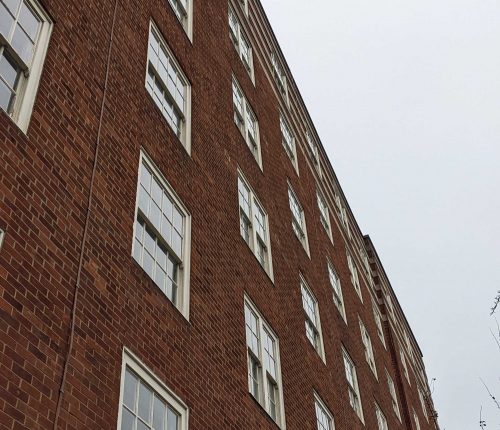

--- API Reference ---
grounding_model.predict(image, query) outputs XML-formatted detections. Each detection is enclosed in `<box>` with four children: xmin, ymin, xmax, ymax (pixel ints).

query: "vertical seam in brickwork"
<box><xmin>52</xmin><ymin>1</ymin><xmax>120</xmax><ymax>428</ymax></box>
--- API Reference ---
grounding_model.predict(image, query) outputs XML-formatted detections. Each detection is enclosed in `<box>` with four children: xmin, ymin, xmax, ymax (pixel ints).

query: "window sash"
<box><xmin>280</xmin><ymin>114</ymin><xmax>296</xmax><ymax>161</ymax></box>
<box><xmin>232</xmin><ymin>78</ymin><xmax>260</xmax><ymax>160</ymax></box>
<box><xmin>228</xmin><ymin>6</ymin><xmax>253</xmax><ymax>75</ymax></box>
<box><xmin>315</xmin><ymin>399</ymin><xmax>333</xmax><ymax>430</ymax></box>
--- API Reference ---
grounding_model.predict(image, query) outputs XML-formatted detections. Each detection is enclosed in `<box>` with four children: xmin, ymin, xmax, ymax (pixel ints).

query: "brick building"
<box><xmin>0</xmin><ymin>0</ymin><xmax>439</xmax><ymax>429</ymax></box>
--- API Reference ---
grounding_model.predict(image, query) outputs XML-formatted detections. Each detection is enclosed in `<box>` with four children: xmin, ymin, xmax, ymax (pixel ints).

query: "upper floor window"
<box><xmin>328</xmin><ymin>261</ymin><xmax>346</xmax><ymax>323</ymax></box>
<box><xmin>306</xmin><ymin>131</ymin><xmax>321</xmax><ymax>174</ymax></box>
<box><xmin>271</xmin><ymin>52</ymin><xmax>288</xmax><ymax>104</ymax></box>
<box><xmin>238</xmin><ymin>172</ymin><xmax>273</xmax><ymax>278</ymax></box>
<box><xmin>239</xmin><ymin>0</ymin><xmax>249</xmax><ymax>15</ymax></box>
<box><xmin>418</xmin><ymin>388</ymin><xmax>429</xmax><ymax>421</ymax></box>
<box><xmin>133</xmin><ymin>151</ymin><xmax>191</xmax><ymax>319</ymax></box>
<box><xmin>413</xmin><ymin>408</ymin><xmax>421</xmax><ymax>430</ymax></box>
<box><xmin>166</xmin><ymin>0</ymin><xmax>193</xmax><ymax>40</ymax></box>
<box><xmin>386</xmin><ymin>370</ymin><xmax>402</xmax><ymax>422</ymax></box>
<box><xmin>359</xmin><ymin>318</ymin><xmax>377</xmax><ymax>378</ymax></box>
<box><xmin>399</xmin><ymin>345</ymin><xmax>410</xmax><ymax>384</ymax></box>
<box><xmin>288</xmin><ymin>184</ymin><xmax>309</xmax><ymax>254</ymax></box>
<box><xmin>375</xmin><ymin>403</ymin><xmax>389</xmax><ymax>430</ymax></box>
<box><xmin>314</xmin><ymin>393</ymin><xmax>334</xmax><ymax>430</ymax></box>
<box><xmin>244</xmin><ymin>297</ymin><xmax>286</xmax><ymax>427</ymax></box>
<box><xmin>0</xmin><ymin>0</ymin><xmax>52</xmax><ymax>132</ymax></box>
<box><xmin>372</xmin><ymin>302</ymin><xmax>386</xmax><ymax>348</ymax></box>
<box><xmin>385</xmin><ymin>293</ymin><xmax>395</xmax><ymax>317</ymax></box>
<box><xmin>300</xmin><ymin>276</ymin><xmax>325</xmax><ymax>360</ymax></box>
<box><xmin>146</xmin><ymin>22</ymin><xmax>191</xmax><ymax>152</ymax></box>
<box><xmin>347</xmin><ymin>252</ymin><xmax>362</xmax><ymax>301</ymax></box>
<box><xmin>118</xmin><ymin>349</ymin><xmax>188</xmax><ymax>430</ymax></box>
<box><xmin>343</xmin><ymin>349</ymin><xmax>364</xmax><ymax>422</ymax></box>
<box><xmin>228</xmin><ymin>5</ymin><xmax>254</xmax><ymax>80</ymax></box>
<box><xmin>232</xmin><ymin>76</ymin><xmax>262</xmax><ymax>167</ymax></box>
<box><xmin>317</xmin><ymin>189</ymin><xmax>332</xmax><ymax>239</ymax></box>
<box><xmin>279</xmin><ymin>113</ymin><xmax>298</xmax><ymax>171</ymax></box>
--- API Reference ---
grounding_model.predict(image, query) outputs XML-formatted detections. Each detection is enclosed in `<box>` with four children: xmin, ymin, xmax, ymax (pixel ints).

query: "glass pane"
<box><xmin>123</xmin><ymin>370</ymin><xmax>138</xmax><ymax>411</ymax></box>
<box><xmin>0</xmin><ymin>79</ymin><xmax>14</xmax><ymax>112</ymax></box>
<box><xmin>18</xmin><ymin>2</ymin><xmax>40</xmax><ymax>41</ymax></box>
<box><xmin>153</xmin><ymin>396</ymin><xmax>166</xmax><ymax>430</ymax></box>
<box><xmin>138</xmin><ymin>186</ymin><xmax>150</xmax><ymax>215</ymax></box>
<box><xmin>4</xmin><ymin>0</ymin><xmax>21</xmax><ymax>14</ymax></box>
<box><xmin>11</xmin><ymin>26</ymin><xmax>34</xmax><ymax>65</ymax></box>
<box><xmin>172</xmin><ymin>207</ymin><xmax>182</xmax><ymax>232</ymax></box>
<box><xmin>0</xmin><ymin>7</ymin><xmax>14</xmax><ymax>39</ymax></box>
<box><xmin>151</xmin><ymin>177</ymin><xmax>162</xmax><ymax>205</ymax></box>
<box><xmin>171</xmin><ymin>231</ymin><xmax>182</xmax><ymax>257</ymax></box>
<box><xmin>121</xmin><ymin>407</ymin><xmax>135</xmax><ymax>430</ymax></box>
<box><xmin>0</xmin><ymin>52</ymin><xmax>21</xmax><ymax>89</ymax></box>
<box><xmin>138</xmin><ymin>383</ymin><xmax>152</xmax><ymax>423</ymax></box>
<box><xmin>137</xmin><ymin>421</ymin><xmax>149</xmax><ymax>430</ymax></box>
<box><xmin>143</xmin><ymin>252</ymin><xmax>154</xmax><ymax>278</ymax></box>
<box><xmin>155</xmin><ymin>267</ymin><xmax>166</xmax><ymax>293</ymax></box>
<box><xmin>161</xmin><ymin>216</ymin><xmax>172</xmax><ymax>243</ymax></box>
<box><xmin>162</xmin><ymin>195</ymin><xmax>173</xmax><ymax>219</ymax></box>
<box><xmin>150</xmin><ymin>202</ymin><xmax>161</xmax><ymax>232</ymax></box>
<box><xmin>166</xmin><ymin>407</ymin><xmax>178</xmax><ymax>430</ymax></box>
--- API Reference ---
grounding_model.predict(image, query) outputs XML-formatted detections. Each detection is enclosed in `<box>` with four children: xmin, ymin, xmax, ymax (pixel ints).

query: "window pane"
<box><xmin>166</xmin><ymin>407</ymin><xmax>178</xmax><ymax>430</ymax></box>
<box><xmin>0</xmin><ymin>52</ymin><xmax>21</xmax><ymax>88</ymax></box>
<box><xmin>121</xmin><ymin>407</ymin><xmax>136</xmax><ymax>430</ymax></box>
<box><xmin>0</xmin><ymin>7</ymin><xmax>14</xmax><ymax>39</ymax></box>
<box><xmin>124</xmin><ymin>369</ymin><xmax>138</xmax><ymax>412</ymax></box>
<box><xmin>0</xmin><ymin>79</ymin><xmax>15</xmax><ymax>113</ymax></box>
<box><xmin>153</xmin><ymin>396</ymin><xmax>166</xmax><ymax>430</ymax></box>
<box><xmin>18</xmin><ymin>2</ymin><xmax>40</xmax><ymax>41</ymax></box>
<box><xmin>11</xmin><ymin>25</ymin><xmax>35</xmax><ymax>64</ymax></box>
<box><xmin>138</xmin><ymin>383</ymin><xmax>153</xmax><ymax>423</ymax></box>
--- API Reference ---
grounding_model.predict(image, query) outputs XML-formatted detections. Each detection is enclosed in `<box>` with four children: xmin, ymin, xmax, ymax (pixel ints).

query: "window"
<box><xmin>239</xmin><ymin>0</ymin><xmax>249</xmax><ymax>15</ymax></box>
<box><xmin>279</xmin><ymin>114</ymin><xmax>298</xmax><ymax>170</ymax></box>
<box><xmin>244</xmin><ymin>297</ymin><xmax>285</xmax><ymax>427</ymax></box>
<box><xmin>314</xmin><ymin>393</ymin><xmax>334</xmax><ymax>430</ymax></box>
<box><xmin>399</xmin><ymin>345</ymin><xmax>410</xmax><ymax>384</ymax></box>
<box><xmin>413</xmin><ymin>409</ymin><xmax>421</xmax><ymax>430</ymax></box>
<box><xmin>306</xmin><ymin>131</ymin><xmax>321</xmax><ymax>172</ymax></box>
<box><xmin>405</xmin><ymin>331</ymin><xmax>416</xmax><ymax>365</ymax></box>
<box><xmin>317</xmin><ymin>190</ymin><xmax>332</xmax><ymax>239</ymax></box>
<box><xmin>118</xmin><ymin>349</ymin><xmax>188</xmax><ymax>430</ymax></box>
<box><xmin>146</xmin><ymin>22</ymin><xmax>191</xmax><ymax>152</ymax></box>
<box><xmin>386</xmin><ymin>370</ymin><xmax>401</xmax><ymax>421</ymax></box>
<box><xmin>133</xmin><ymin>152</ymin><xmax>191</xmax><ymax>318</ymax></box>
<box><xmin>288</xmin><ymin>184</ymin><xmax>309</xmax><ymax>254</ymax></box>
<box><xmin>359</xmin><ymin>318</ymin><xmax>377</xmax><ymax>378</ymax></box>
<box><xmin>0</xmin><ymin>0</ymin><xmax>52</xmax><ymax>132</ymax></box>
<box><xmin>232</xmin><ymin>77</ymin><xmax>262</xmax><ymax>166</ymax></box>
<box><xmin>372</xmin><ymin>303</ymin><xmax>386</xmax><ymax>348</ymax></box>
<box><xmin>228</xmin><ymin>6</ymin><xmax>253</xmax><ymax>79</ymax></box>
<box><xmin>166</xmin><ymin>0</ymin><xmax>193</xmax><ymax>40</ymax></box>
<box><xmin>328</xmin><ymin>261</ymin><xmax>346</xmax><ymax>323</ymax></box>
<box><xmin>238</xmin><ymin>172</ymin><xmax>273</xmax><ymax>277</ymax></box>
<box><xmin>343</xmin><ymin>349</ymin><xmax>363</xmax><ymax>422</ymax></box>
<box><xmin>271</xmin><ymin>52</ymin><xmax>288</xmax><ymax>104</ymax></box>
<box><xmin>375</xmin><ymin>403</ymin><xmax>389</xmax><ymax>430</ymax></box>
<box><xmin>418</xmin><ymin>388</ymin><xmax>429</xmax><ymax>421</ymax></box>
<box><xmin>347</xmin><ymin>253</ymin><xmax>362</xmax><ymax>301</ymax></box>
<box><xmin>300</xmin><ymin>277</ymin><xmax>324</xmax><ymax>360</ymax></box>
<box><xmin>385</xmin><ymin>293</ymin><xmax>394</xmax><ymax>317</ymax></box>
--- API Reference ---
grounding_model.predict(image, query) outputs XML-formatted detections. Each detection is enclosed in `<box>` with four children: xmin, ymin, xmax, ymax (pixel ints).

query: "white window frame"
<box><xmin>372</xmin><ymin>302</ymin><xmax>386</xmax><ymax>348</ymax></box>
<box><xmin>317</xmin><ymin>189</ymin><xmax>332</xmax><ymax>240</ymax></box>
<box><xmin>232</xmin><ymin>76</ymin><xmax>262</xmax><ymax>168</ymax></box>
<box><xmin>300</xmin><ymin>275</ymin><xmax>325</xmax><ymax>362</ymax></box>
<box><xmin>375</xmin><ymin>403</ymin><xmax>389</xmax><ymax>430</ymax></box>
<box><xmin>166</xmin><ymin>0</ymin><xmax>193</xmax><ymax>41</ymax></box>
<box><xmin>145</xmin><ymin>21</ymin><xmax>192</xmax><ymax>154</ymax></box>
<box><xmin>306</xmin><ymin>131</ymin><xmax>321</xmax><ymax>176</ymax></box>
<box><xmin>0</xmin><ymin>0</ymin><xmax>52</xmax><ymax>133</ymax></box>
<box><xmin>239</xmin><ymin>0</ymin><xmax>249</xmax><ymax>16</ymax></box>
<box><xmin>288</xmin><ymin>183</ymin><xmax>310</xmax><ymax>255</ymax></box>
<box><xmin>132</xmin><ymin>150</ymin><xmax>192</xmax><ymax>320</ymax></box>
<box><xmin>342</xmin><ymin>348</ymin><xmax>364</xmax><ymax>423</ymax></box>
<box><xmin>271</xmin><ymin>52</ymin><xmax>289</xmax><ymax>105</ymax></box>
<box><xmin>117</xmin><ymin>348</ymin><xmax>189</xmax><ymax>430</ymax></box>
<box><xmin>244</xmin><ymin>296</ymin><xmax>286</xmax><ymax>428</ymax></box>
<box><xmin>386</xmin><ymin>370</ymin><xmax>402</xmax><ymax>422</ymax></box>
<box><xmin>347</xmin><ymin>252</ymin><xmax>362</xmax><ymax>301</ymax></box>
<box><xmin>279</xmin><ymin>113</ymin><xmax>298</xmax><ymax>172</ymax></box>
<box><xmin>314</xmin><ymin>392</ymin><xmax>335</xmax><ymax>430</ymax></box>
<box><xmin>327</xmin><ymin>261</ymin><xmax>346</xmax><ymax>323</ymax></box>
<box><xmin>228</xmin><ymin>5</ymin><xmax>254</xmax><ymax>82</ymax></box>
<box><xmin>237</xmin><ymin>170</ymin><xmax>274</xmax><ymax>280</ymax></box>
<box><xmin>418</xmin><ymin>388</ymin><xmax>429</xmax><ymax>422</ymax></box>
<box><xmin>0</xmin><ymin>228</ymin><xmax>5</xmax><ymax>250</ymax></box>
<box><xmin>399</xmin><ymin>345</ymin><xmax>411</xmax><ymax>385</ymax></box>
<box><xmin>359</xmin><ymin>317</ymin><xmax>377</xmax><ymax>378</ymax></box>
<box><xmin>413</xmin><ymin>408</ymin><xmax>421</xmax><ymax>430</ymax></box>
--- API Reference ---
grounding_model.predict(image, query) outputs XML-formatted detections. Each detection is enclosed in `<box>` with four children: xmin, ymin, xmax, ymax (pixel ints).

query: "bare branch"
<box><xmin>480</xmin><ymin>378</ymin><xmax>500</xmax><ymax>410</ymax></box>
<box><xmin>491</xmin><ymin>290</ymin><xmax>500</xmax><ymax>315</ymax></box>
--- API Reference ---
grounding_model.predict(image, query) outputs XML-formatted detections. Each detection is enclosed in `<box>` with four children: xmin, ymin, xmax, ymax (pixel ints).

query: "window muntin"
<box><xmin>228</xmin><ymin>6</ymin><xmax>253</xmax><ymax>79</ymax></box>
<box><xmin>300</xmin><ymin>277</ymin><xmax>324</xmax><ymax>359</ymax></box>
<box><xmin>244</xmin><ymin>298</ymin><xmax>285</xmax><ymax>427</ymax></box>
<box><xmin>413</xmin><ymin>409</ymin><xmax>421</xmax><ymax>430</ymax></box>
<box><xmin>238</xmin><ymin>173</ymin><xmax>273</xmax><ymax>277</ymax></box>
<box><xmin>314</xmin><ymin>394</ymin><xmax>334</xmax><ymax>430</ymax></box>
<box><xmin>386</xmin><ymin>371</ymin><xmax>401</xmax><ymax>421</ymax></box>
<box><xmin>279</xmin><ymin>114</ymin><xmax>297</xmax><ymax>169</ymax></box>
<box><xmin>418</xmin><ymin>388</ymin><xmax>428</xmax><ymax>421</ymax></box>
<box><xmin>118</xmin><ymin>350</ymin><xmax>188</xmax><ymax>430</ymax></box>
<box><xmin>232</xmin><ymin>77</ymin><xmax>261</xmax><ymax>166</ymax></box>
<box><xmin>343</xmin><ymin>349</ymin><xmax>363</xmax><ymax>421</ymax></box>
<box><xmin>359</xmin><ymin>318</ymin><xmax>377</xmax><ymax>378</ymax></box>
<box><xmin>347</xmin><ymin>253</ymin><xmax>362</xmax><ymax>301</ymax></box>
<box><xmin>288</xmin><ymin>184</ymin><xmax>309</xmax><ymax>253</ymax></box>
<box><xmin>399</xmin><ymin>345</ymin><xmax>410</xmax><ymax>384</ymax></box>
<box><xmin>317</xmin><ymin>190</ymin><xmax>331</xmax><ymax>237</ymax></box>
<box><xmin>133</xmin><ymin>153</ymin><xmax>191</xmax><ymax>318</ymax></box>
<box><xmin>375</xmin><ymin>403</ymin><xmax>389</xmax><ymax>430</ymax></box>
<box><xmin>146</xmin><ymin>23</ymin><xmax>191</xmax><ymax>150</ymax></box>
<box><xmin>271</xmin><ymin>52</ymin><xmax>288</xmax><ymax>103</ymax></box>
<box><xmin>166</xmin><ymin>0</ymin><xmax>192</xmax><ymax>39</ymax></box>
<box><xmin>372</xmin><ymin>303</ymin><xmax>386</xmax><ymax>348</ymax></box>
<box><xmin>328</xmin><ymin>262</ymin><xmax>346</xmax><ymax>322</ymax></box>
<box><xmin>0</xmin><ymin>0</ymin><xmax>51</xmax><ymax>131</ymax></box>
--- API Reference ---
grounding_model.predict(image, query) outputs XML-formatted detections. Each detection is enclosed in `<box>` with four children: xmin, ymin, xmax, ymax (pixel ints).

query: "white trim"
<box><xmin>313</xmin><ymin>391</ymin><xmax>335</xmax><ymax>430</ymax></box>
<box><xmin>228</xmin><ymin>4</ymin><xmax>255</xmax><ymax>84</ymax></box>
<box><xmin>300</xmin><ymin>274</ymin><xmax>325</xmax><ymax>363</ymax></box>
<box><xmin>287</xmin><ymin>182</ymin><xmax>310</xmax><ymax>257</ymax></box>
<box><xmin>342</xmin><ymin>347</ymin><xmax>364</xmax><ymax>424</ymax></box>
<box><xmin>386</xmin><ymin>368</ymin><xmax>402</xmax><ymax>422</ymax></box>
<box><xmin>0</xmin><ymin>228</ymin><xmax>5</xmax><ymax>250</ymax></box>
<box><xmin>317</xmin><ymin>188</ymin><xmax>333</xmax><ymax>242</ymax></box>
<box><xmin>358</xmin><ymin>316</ymin><xmax>378</xmax><ymax>379</ymax></box>
<box><xmin>279</xmin><ymin>112</ymin><xmax>299</xmax><ymax>174</ymax></box>
<box><xmin>327</xmin><ymin>260</ymin><xmax>347</xmax><ymax>324</ymax></box>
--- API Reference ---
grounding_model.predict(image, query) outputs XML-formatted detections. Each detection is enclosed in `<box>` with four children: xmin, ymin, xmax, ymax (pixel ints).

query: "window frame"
<box><xmin>375</xmin><ymin>402</ymin><xmax>389</xmax><ymax>430</ymax></box>
<box><xmin>287</xmin><ymin>183</ymin><xmax>310</xmax><ymax>255</ymax></box>
<box><xmin>342</xmin><ymin>348</ymin><xmax>364</xmax><ymax>423</ymax></box>
<box><xmin>228</xmin><ymin>4</ymin><xmax>254</xmax><ymax>82</ymax></box>
<box><xmin>347</xmin><ymin>252</ymin><xmax>363</xmax><ymax>301</ymax></box>
<box><xmin>327</xmin><ymin>260</ymin><xmax>346</xmax><ymax>323</ymax></box>
<box><xmin>418</xmin><ymin>387</ymin><xmax>429</xmax><ymax>422</ymax></box>
<box><xmin>166</xmin><ymin>0</ymin><xmax>193</xmax><ymax>41</ymax></box>
<box><xmin>306</xmin><ymin>131</ymin><xmax>321</xmax><ymax>176</ymax></box>
<box><xmin>359</xmin><ymin>317</ymin><xmax>377</xmax><ymax>378</ymax></box>
<box><xmin>300</xmin><ymin>275</ymin><xmax>325</xmax><ymax>362</ymax></box>
<box><xmin>413</xmin><ymin>408</ymin><xmax>421</xmax><ymax>430</ymax></box>
<box><xmin>0</xmin><ymin>0</ymin><xmax>53</xmax><ymax>133</ymax></box>
<box><xmin>399</xmin><ymin>344</ymin><xmax>411</xmax><ymax>385</ymax></box>
<box><xmin>317</xmin><ymin>189</ymin><xmax>332</xmax><ymax>240</ymax></box>
<box><xmin>116</xmin><ymin>348</ymin><xmax>189</xmax><ymax>430</ymax></box>
<box><xmin>279</xmin><ymin>113</ymin><xmax>298</xmax><ymax>172</ymax></box>
<box><xmin>314</xmin><ymin>392</ymin><xmax>335</xmax><ymax>430</ymax></box>
<box><xmin>132</xmin><ymin>150</ymin><xmax>192</xmax><ymax>320</ymax></box>
<box><xmin>386</xmin><ymin>369</ymin><xmax>402</xmax><ymax>422</ymax></box>
<box><xmin>270</xmin><ymin>52</ymin><xmax>289</xmax><ymax>106</ymax></box>
<box><xmin>372</xmin><ymin>302</ymin><xmax>386</xmax><ymax>348</ymax></box>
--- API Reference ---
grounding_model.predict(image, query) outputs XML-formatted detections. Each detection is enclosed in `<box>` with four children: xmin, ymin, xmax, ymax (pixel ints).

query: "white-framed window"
<box><xmin>166</xmin><ymin>0</ymin><xmax>193</xmax><ymax>40</ymax></box>
<box><xmin>146</xmin><ymin>22</ymin><xmax>192</xmax><ymax>152</ymax></box>
<box><xmin>418</xmin><ymin>388</ymin><xmax>429</xmax><ymax>422</ymax></box>
<box><xmin>386</xmin><ymin>370</ymin><xmax>402</xmax><ymax>422</ymax></box>
<box><xmin>399</xmin><ymin>345</ymin><xmax>410</xmax><ymax>384</ymax></box>
<box><xmin>327</xmin><ymin>261</ymin><xmax>346</xmax><ymax>323</ymax></box>
<box><xmin>132</xmin><ymin>151</ymin><xmax>191</xmax><ymax>319</ymax></box>
<box><xmin>306</xmin><ymin>131</ymin><xmax>321</xmax><ymax>173</ymax></box>
<box><xmin>271</xmin><ymin>52</ymin><xmax>288</xmax><ymax>104</ymax></box>
<box><xmin>347</xmin><ymin>252</ymin><xmax>362</xmax><ymax>301</ymax></box>
<box><xmin>300</xmin><ymin>276</ymin><xmax>325</xmax><ymax>360</ymax></box>
<box><xmin>385</xmin><ymin>293</ymin><xmax>395</xmax><ymax>317</ymax></box>
<box><xmin>314</xmin><ymin>392</ymin><xmax>334</xmax><ymax>430</ymax></box>
<box><xmin>117</xmin><ymin>349</ymin><xmax>189</xmax><ymax>430</ymax></box>
<box><xmin>288</xmin><ymin>184</ymin><xmax>309</xmax><ymax>254</ymax></box>
<box><xmin>413</xmin><ymin>408</ymin><xmax>421</xmax><ymax>430</ymax></box>
<box><xmin>342</xmin><ymin>348</ymin><xmax>364</xmax><ymax>422</ymax></box>
<box><xmin>239</xmin><ymin>0</ymin><xmax>249</xmax><ymax>16</ymax></box>
<box><xmin>232</xmin><ymin>76</ymin><xmax>262</xmax><ymax>167</ymax></box>
<box><xmin>228</xmin><ymin>5</ymin><xmax>254</xmax><ymax>80</ymax></box>
<box><xmin>375</xmin><ymin>403</ymin><xmax>389</xmax><ymax>430</ymax></box>
<box><xmin>359</xmin><ymin>317</ymin><xmax>377</xmax><ymax>378</ymax></box>
<box><xmin>0</xmin><ymin>228</ymin><xmax>5</xmax><ymax>250</ymax></box>
<box><xmin>361</xmin><ymin>247</ymin><xmax>370</xmax><ymax>276</ymax></box>
<box><xmin>404</xmin><ymin>331</ymin><xmax>416</xmax><ymax>365</ymax></box>
<box><xmin>0</xmin><ymin>0</ymin><xmax>52</xmax><ymax>132</ymax></box>
<box><xmin>238</xmin><ymin>171</ymin><xmax>273</xmax><ymax>278</ymax></box>
<box><xmin>372</xmin><ymin>302</ymin><xmax>386</xmax><ymax>348</ymax></box>
<box><xmin>279</xmin><ymin>113</ymin><xmax>298</xmax><ymax>171</ymax></box>
<box><xmin>317</xmin><ymin>189</ymin><xmax>332</xmax><ymax>239</ymax></box>
<box><xmin>244</xmin><ymin>296</ymin><xmax>286</xmax><ymax>427</ymax></box>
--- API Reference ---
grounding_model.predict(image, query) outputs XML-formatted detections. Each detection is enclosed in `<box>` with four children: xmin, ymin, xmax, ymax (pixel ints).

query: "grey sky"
<box><xmin>262</xmin><ymin>0</ymin><xmax>500</xmax><ymax>428</ymax></box>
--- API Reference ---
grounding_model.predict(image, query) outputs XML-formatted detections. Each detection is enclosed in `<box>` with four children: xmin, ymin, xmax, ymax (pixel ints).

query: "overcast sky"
<box><xmin>262</xmin><ymin>0</ymin><xmax>500</xmax><ymax>428</ymax></box>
